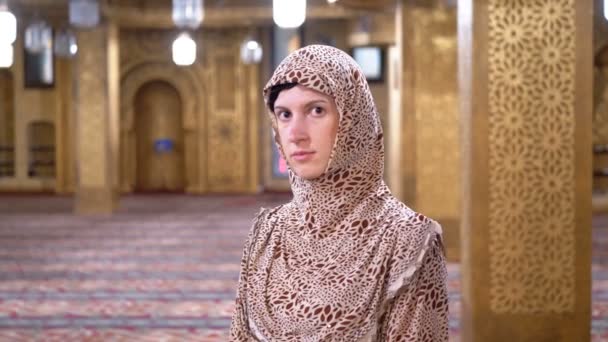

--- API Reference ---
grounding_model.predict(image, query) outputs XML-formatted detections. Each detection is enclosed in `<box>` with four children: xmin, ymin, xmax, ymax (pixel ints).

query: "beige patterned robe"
<box><xmin>229</xmin><ymin>45</ymin><xmax>448</xmax><ymax>341</ymax></box>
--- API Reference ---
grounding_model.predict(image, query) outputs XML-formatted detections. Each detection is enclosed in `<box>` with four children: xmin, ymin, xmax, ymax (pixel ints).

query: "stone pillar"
<box><xmin>396</xmin><ymin>0</ymin><xmax>417</xmax><ymax>208</ymax></box>
<box><xmin>396</xmin><ymin>0</ymin><xmax>461</xmax><ymax>260</ymax></box>
<box><xmin>458</xmin><ymin>0</ymin><xmax>592</xmax><ymax>340</ymax></box>
<box><xmin>73</xmin><ymin>24</ymin><xmax>120</xmax><ymax>214</ymax></box>
<box><xmin>107</xmin><ymin>24</ymin><xmax>121</xmax><ymax>204</ymax></box>
<box><xmin>54</xmin><ymin>58</ymin><xmax>73</xmax><ymax>194</ymax></box>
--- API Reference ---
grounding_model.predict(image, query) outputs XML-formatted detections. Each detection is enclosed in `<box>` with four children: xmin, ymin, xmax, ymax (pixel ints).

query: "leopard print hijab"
<box><xmin>230</xmin><ymin>45</ymin><xmax>447</xmax><ymax>341</ymax></box>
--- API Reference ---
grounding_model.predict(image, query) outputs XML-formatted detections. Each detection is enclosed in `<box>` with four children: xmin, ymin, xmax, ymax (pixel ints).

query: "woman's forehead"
<box><xmin>274</xmin><ymin>84</ymin><xmax>333</xmax><ymax>107</ymax></box>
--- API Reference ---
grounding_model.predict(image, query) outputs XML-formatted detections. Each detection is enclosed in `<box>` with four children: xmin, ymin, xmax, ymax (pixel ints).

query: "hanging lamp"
<box><xmin>172</xmin><ymin>0</ymin><xmax>204</xmax><ymax>29</ymax></box>
<box><xmin>54</xmin><ymin>29</ymin><xmax>78</xmax><ymax>58</ymax></box>
<box><xmin>172</xmin><ymin>0</ymin><xmax>204</xmax><ymax>66</ymax></box>
<box><xmin>0</xmin><ymin>2</ymin><xmax>16</xmax><ymax>45</ymax></box>
<box><xmin>0</xmin><ymin>44</ymin><xmax>13</xmax><ymax>68</ymax></box>
<box><xmin>273</xmin><ymin>0</ymin><xmax>306</xmax><ymax>28</ymax></box>
<box><xmin>24</xmin><ymin>19</ymin><xmax>52</xmax><ymax>53</ymax></box>
<box><xmin>69</xmin><ymin>0</ymin><xmax>100</xmax><ymax>28</ymax></box>
<box><xmin>240</xmin><ymin>37</ymin><xmax>263</xmax><ymax>64</ymax></box>
<box><xmin>172</xmin><ymin>32</ymin><xmax>196</xmax><ymax>66</ymax></box>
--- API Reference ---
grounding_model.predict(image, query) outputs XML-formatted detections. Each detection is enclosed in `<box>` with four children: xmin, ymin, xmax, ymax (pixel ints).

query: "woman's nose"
<box><xmin>287</xmin><ymin>115</ymin><xmax>308</xmax><ymax>143</ymax></box>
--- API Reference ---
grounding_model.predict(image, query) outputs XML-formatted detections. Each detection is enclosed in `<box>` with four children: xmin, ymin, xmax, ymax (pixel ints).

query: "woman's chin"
<box><xmin>293</xmin><ymin>166</ymin><xmax>325</xmax><ymax>180</ymax></box>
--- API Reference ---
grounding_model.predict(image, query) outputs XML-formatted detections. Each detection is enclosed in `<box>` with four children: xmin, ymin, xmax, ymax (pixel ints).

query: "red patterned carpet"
<box><xmin>0</xmin><ymin>194</ymin><xmax>605</xmax><ymax>341</ymax></box>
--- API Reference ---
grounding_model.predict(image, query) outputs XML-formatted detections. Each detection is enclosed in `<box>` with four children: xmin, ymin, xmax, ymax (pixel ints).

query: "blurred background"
<box><xmin>0</xmin><ymin>0</ymin><xmax>605</xmax><ymax>341</ymax></box>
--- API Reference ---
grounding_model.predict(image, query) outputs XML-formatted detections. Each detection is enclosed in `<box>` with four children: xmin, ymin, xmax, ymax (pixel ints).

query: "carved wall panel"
<box><xmin>488</xmin><ymin>0</ymin><xmax>576</xmax><ymax>313</ymax></box>
<box><xmin>207</xmin><ymin>50</ymin><xmax>248</xmax><ymax>191</ymax></box>
<box><xmin>215</xmin><ymin>58</ymin><xmax>237</xmax><ymax>111</ymax></box>
<box><xmin>120</xmin><ymin>30</ymin><xmax>174</xmax><ymax>72</ymax></box>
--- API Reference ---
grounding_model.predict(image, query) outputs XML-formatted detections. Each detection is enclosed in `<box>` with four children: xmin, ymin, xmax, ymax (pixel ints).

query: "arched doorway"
<box><xmin>134</xmin><ymin>81</ymin><xmax>185</xmax><ymax>192</ymax></box>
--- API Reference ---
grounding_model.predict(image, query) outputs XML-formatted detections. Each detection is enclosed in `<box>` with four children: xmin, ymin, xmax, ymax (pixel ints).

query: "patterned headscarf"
<box><xmin>230</xmin><ymin>45</ymin><xmax>447</xmax><ymax>341</ymax></box>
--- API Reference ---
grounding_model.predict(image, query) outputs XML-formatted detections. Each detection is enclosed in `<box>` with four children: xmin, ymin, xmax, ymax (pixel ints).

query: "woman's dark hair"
<box><xmin>267</xmin><ymin>82</ymin><xmax>298</xmax><ymax>111</ymax></box>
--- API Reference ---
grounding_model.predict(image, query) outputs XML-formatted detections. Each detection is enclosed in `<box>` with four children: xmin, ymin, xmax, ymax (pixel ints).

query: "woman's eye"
<box><xmin>312</xmin><ymin>107</ymin><xmax>325</xmax><ymax>116</ymax></box>
<box><xmin>277</xmin><ymin>111</ymin><xmax>291</xmax><ymax>120</ymax></box>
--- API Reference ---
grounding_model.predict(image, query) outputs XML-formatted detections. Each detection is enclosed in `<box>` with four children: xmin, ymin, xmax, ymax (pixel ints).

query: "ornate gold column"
<box><xmin>108</xmin><ymin>24</ymin><xmax>120</xmax><ymax>204</ymax></box>
<box><xmin>397</xmin><ymin>1</ymin><xmax>461</xmax><ymax>260</ymax></box>
<box><xmin>459</xmin><ymin>0</ymin><xmax>592</xmax><ymax>340</ymax></box>
<box><xmin>55</xmin><ymin>58</ymin><xmax>75</xmax><ymax>194</ymax></box>
<box><xmin>74</xmin><ymin>24</ymin><xmax>120</xmax><ymax>214</ymax></box>
<box><xmin>396</xmin><ymin>0</ymin><xmax>416</xmax><ymax>207</ymax></box>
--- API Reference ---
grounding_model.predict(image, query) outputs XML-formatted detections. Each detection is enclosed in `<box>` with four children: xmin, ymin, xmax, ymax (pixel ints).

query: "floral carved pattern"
<box><xmin>208</xmin><ymin>115</ymin><xmax>244</xmax><ymax>186</ymax></box>
<box><xmin>488</xmin><ymin>0</ymin><xmax>575</xmax><ymax>313</ymax></box>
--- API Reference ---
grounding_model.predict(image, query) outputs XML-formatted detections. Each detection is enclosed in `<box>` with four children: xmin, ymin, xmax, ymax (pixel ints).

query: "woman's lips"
<box><xmin>291</xmin><ymin>151</ymin><xmax>315</xmax><ymax>162</ymax></box>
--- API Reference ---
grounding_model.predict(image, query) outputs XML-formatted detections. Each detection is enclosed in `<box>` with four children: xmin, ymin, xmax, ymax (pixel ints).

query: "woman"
<box><xmin>229</xmin><ymin>45</ymin><xmax>448</xmax><ymax>341</ymax></box>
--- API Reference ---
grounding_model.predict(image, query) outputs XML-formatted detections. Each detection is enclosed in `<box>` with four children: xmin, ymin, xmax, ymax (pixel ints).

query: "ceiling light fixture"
<box><xmin>273</xmin><ymin>0</ymin><xmax>306</xmax><ymax>28</ymax></box>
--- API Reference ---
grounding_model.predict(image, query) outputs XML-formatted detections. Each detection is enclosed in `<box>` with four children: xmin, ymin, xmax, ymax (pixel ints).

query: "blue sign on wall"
<box><xmin>154</xmin><ymin>139</ymin><xmax>174</xmax><ymax>153</ymax></box>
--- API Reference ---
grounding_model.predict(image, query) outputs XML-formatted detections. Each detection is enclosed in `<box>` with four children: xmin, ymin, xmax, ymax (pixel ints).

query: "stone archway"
<box><xmin>120</xmin><ymin>62</ymin><xmax>205</xmax><ymax>193</ymax></box>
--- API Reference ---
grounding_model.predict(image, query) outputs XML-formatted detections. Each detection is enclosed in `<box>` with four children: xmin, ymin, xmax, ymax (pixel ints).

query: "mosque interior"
<box><xmin>0</xmin><ymin>0</ymin><xmax>606</xmax><ymax>340</ymax></box>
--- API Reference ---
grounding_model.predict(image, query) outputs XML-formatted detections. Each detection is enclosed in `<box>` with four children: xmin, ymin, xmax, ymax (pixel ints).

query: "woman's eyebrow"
<box><xmin>306</xmin><ymin>99</ymin><xmax>328</xmax><ymax>106</ymax></box>
<box><xmin>274</xmin><ymin>99</ymin><xmax>328</xmax><ymax>112</ymax></box>
<box><xmin>304</xmin><ymin>99</ymin><xmax>328</xmax><ymax>106</ymax></box>
<box><xmin>273</xmin><ymin>105</ymin><xmax>289</xmax><ymax>112</ymax></box>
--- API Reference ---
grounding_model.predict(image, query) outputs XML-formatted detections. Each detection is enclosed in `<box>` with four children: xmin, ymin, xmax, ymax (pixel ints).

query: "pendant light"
<box><xmin>25</xmin><ymin>20</ymin><xmax>52</xmax><ymax>53</ymax></box>
<box><xmin>240</xmin><ymin>37</ymin><xmax>263</xmax><ymax>64</ymax></box>
<box><xmin>172</xmin><ymin>32</ymin><xmax>196</xmax><ymax>66</ymax></box>
<box><xmin>0</xmin><ymin>2</ymin><xmax>16</xmax><ymax>45</ymax></box>
<box><xmin>0</xmin><ymin>44</ymin><xmax>13</xmax><ymax>68</ymax></box>
<box><xmin>172</xmin><ymin>0</ymin><xmax>204</xmax><ymax>29</ymax></box>
<box><xmin>54</xmin><ymin>29</ymin><xmax>78</xmax><ymax>58</ymax></box>
<box><xmin>172</xmin><ymin>0</ymin><xmax>203</xmax><ymax>66</ymax></box>
<box><xmin>273</xmin><ymin>0</ymin><xmax>306</xmax><ymax>28</ymax></box>
<box><xmin>69</xmin><ymin>0</ymin><xmax>100</xmax><ymax>28</ymax></box>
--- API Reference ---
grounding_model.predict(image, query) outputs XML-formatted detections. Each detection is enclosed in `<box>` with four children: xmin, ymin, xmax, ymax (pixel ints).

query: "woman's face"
<box><xmin>273</xmin><ymin>85</ymin><xmax>340</xmax><ymax>180</ymax></box>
